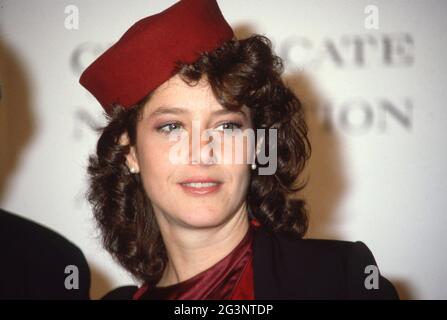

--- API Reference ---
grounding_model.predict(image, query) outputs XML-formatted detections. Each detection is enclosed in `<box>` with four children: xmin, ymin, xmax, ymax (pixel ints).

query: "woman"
<box><xmin>80</xmin><ymin>0</ymin><xmax>398</xmax><ymax>300</ymax></box>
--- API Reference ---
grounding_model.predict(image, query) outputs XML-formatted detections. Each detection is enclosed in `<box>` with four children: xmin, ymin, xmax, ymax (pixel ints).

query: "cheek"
<box><xmin>137</xmin><ymin>138</ymin><xmax>176</xmax><ymax>192</ymax></box>
<box><xmin>220</xmin><ymin>133</ymin><xmax>256</xmax><ymax>165</ymax></box>
<box><xmin>136</xmin><ymin>127</ymin><xmax>176</xmax><ymax>168</ymax></box>
<box><xmin>226</xmin><ymin>164</ymin><xmax>251</xmax><ymax>192</ymax></box>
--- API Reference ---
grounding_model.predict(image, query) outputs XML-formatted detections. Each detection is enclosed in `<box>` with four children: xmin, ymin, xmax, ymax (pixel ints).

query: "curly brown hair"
<box><xmin>87</xmin><ymin>34</ymin><xmax>312</xmax><ymax>284</ymax></box>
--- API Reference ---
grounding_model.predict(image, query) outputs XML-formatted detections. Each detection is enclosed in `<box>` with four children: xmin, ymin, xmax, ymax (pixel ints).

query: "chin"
<box><xmin>176</xmin><ymin>208</ymin><xmax>228</xmax><ymax>229</ymax></box>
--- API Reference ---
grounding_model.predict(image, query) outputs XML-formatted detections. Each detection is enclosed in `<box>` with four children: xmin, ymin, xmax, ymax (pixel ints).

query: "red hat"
<box><xmin>79</xmin><ymin>0</ymin><xmax>234</xmax><ymax>113</ymax></box>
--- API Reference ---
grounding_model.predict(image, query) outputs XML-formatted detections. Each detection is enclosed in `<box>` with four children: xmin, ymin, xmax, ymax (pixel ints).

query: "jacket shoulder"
<box><xmin>101</xmin><ymin>285</ymin><xmax>139</xmax><ymax>300</ymax></box>
<box><xmin>0</xmin><ymin>209</ymin><xmax>91</xmax><ymax>299</ymax></box>
<box><xmin>252</xmin><ymin>227</ymin><xmax>399</xmax><ymax>299</ymax></box>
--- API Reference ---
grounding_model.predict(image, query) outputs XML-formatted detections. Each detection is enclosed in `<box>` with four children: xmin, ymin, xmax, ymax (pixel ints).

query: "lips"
<box><xmin>178</xmin><ymin>178</ymin><xmax>223</xmax><ymax>196</ymax></box>
<box><xmin>180</xmin><ymin>177</ymin><xmax>221</xmax><ymax>183</ymax></box>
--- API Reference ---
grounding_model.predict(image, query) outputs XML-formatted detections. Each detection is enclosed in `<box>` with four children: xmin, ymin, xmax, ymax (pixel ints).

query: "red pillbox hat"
<box><xmin>79</xmin><ymin>0</ymin><xmax>234</xmax><ymax>113</ymax></box>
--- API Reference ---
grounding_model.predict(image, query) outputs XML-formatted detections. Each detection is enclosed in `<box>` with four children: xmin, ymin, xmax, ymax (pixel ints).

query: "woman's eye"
<box><xmin>215</xmin><ymin>122</ymin><xmax>242</xmax><ymax>131</ymax></box>
<box><xmin>157</xmin><ymin>122</ymin><xmax>242</xmax><ymax>135</ymax></box>
<box><xmin>157</xmin><ymin>122</ymin><xmax>183</xmax><ymax>134</ymax></box>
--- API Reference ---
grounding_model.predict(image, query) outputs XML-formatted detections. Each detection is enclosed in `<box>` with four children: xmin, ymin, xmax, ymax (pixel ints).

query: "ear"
<box><xmin>119</xmin><ymin>131</ymin><xmax>140</xmax><ymax>173</ymax></box>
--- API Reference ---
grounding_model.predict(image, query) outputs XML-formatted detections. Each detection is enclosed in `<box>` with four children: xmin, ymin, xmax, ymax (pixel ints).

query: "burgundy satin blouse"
<box><xmin>133</xmin><ymin>219</ymin><xmax>260</xmax><ymax>300</ymax></box>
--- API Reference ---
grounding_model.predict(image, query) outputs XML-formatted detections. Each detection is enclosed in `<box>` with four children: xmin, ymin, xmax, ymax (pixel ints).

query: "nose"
<box><xmin>182</xmin><ymin>120</ymin><xmax>220</xmax><ymax>165</ymax></box>
<box><xmin>189</xmin><ymin>122</ymin><xmax>218</xmax><ymax>166</ymax></box>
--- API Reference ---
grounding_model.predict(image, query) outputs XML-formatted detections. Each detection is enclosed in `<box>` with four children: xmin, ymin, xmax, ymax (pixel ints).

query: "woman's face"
<box><xmin>125</xmin><ymin>74</ymin><xmax>254</xmax><ymax>229</ymax></box>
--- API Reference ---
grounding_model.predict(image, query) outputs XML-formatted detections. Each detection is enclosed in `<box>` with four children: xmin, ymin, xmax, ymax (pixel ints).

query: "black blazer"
<box><xmin>103</xmin><ymin>225</ymin><xmax>399</xmax><ymax>300</ymax></box>
<box><xmin>0</xmin><ymin>208</ymin><xmax>91</xmax><ymax>299</ymax></box>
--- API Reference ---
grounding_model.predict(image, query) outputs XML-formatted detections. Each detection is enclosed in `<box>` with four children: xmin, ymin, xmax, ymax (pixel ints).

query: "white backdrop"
<box><xmin>1</xmin><ymin>0</ymin><xmax>446</xmax><ymax>299</ymax></box>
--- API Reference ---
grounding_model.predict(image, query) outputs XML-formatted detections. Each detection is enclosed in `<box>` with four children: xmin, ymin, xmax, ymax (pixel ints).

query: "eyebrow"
<box><xmin>149</xmin><ymin>106</ymin><xmax>248</xmax><ymax>120</ymax></box>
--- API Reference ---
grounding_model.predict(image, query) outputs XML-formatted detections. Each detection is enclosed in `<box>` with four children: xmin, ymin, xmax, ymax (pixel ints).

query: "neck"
<box><xmin>155</xmin><ymin>206</ymin><xmax>250</xmax><ymax>287</ymax></box>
